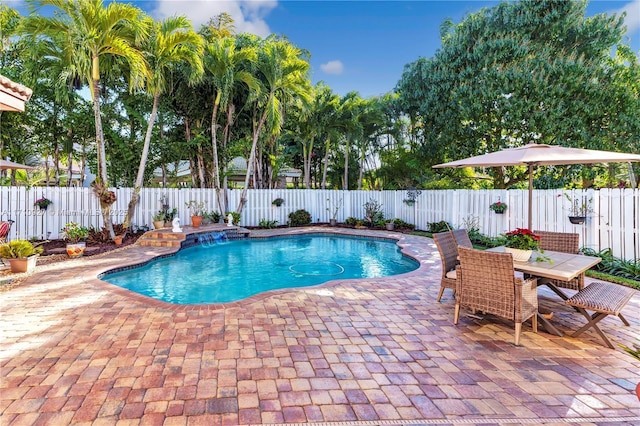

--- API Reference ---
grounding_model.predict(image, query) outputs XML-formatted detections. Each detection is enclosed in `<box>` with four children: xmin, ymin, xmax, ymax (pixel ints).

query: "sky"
<box><xmin>7</xmin><ymin>0</ymin><xmax>640</xmax><ymax>98</ymax></box>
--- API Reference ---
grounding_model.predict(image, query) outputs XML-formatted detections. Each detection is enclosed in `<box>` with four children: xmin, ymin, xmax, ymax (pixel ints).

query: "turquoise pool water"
<box><xmin>102</xmin><ymin>234</ymin><xmax>418</xmax><ymax>304</ymax></box>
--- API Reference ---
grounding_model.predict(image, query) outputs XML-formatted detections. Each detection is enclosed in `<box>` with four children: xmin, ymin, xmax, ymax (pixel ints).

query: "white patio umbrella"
<box><xmin>433</xmin><ymin>142</ymin><xmax>640</xmax><ymax>229</ymax></box>
<box><xmin>0</xmin><ymin>159</ymin><xmax>35</xmax><ymax>171</ymax></box>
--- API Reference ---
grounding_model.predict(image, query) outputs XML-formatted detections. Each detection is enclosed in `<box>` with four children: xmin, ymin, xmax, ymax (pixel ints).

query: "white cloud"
<box><xmin>615</xmin><ymin>0</ymin><xmax>640</xmax><ymax>34</ymax></box>
<box><xmin>150</xmin><ymin>0</ymin><xmax>277</xmax><ymax>36</ymax></box>
<box><xmin>320</xmin><ymin>60</ymin><xmax>344</xmax><ymax>75</ymax></box>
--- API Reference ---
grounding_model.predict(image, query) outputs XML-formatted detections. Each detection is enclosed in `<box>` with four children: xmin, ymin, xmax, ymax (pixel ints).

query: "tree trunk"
<box><xmin>237</xmin><ymin>112</ymin><xmax>267</xmax><ymax>214</ymax></box>
<box><xmin>211</xmin><ymin>92</ymin><xmax>224</xmax><ymax>213</ymax></box>
<box><xmin>67</xmin><ymin>149</ymin><xmax>73</xmax><ymax>188</ymax></box>
<box><xmin>357</xmin><ymin>145</ymin><xmax>365</xmax><ymax>190</ymax></box>
<box><xmin>343</xmin><ymin>139</ymin><xmax>350</xmax><ymax>190</ymax></box>
<box><xmin>124</xmin><ymin>92</ymin><xmax>160</xmax><ymax>229</ymax></box>
<box><xmin>304</xmin><ymin>135</ymin><xmax>315</xmax><ymax>189</ymax></box>
<box><xmin>321</xmin><ymin>136</ymin><xmax>331</xmax><ymax>189</ymax></box>
<box><xmin>53</xmin><ymin>142</ymin><xmax>60</xmax><ymax>186</ymax></box>
<box><xmin>91</xmin><ymin>53</ymin><xmax>115</xmax><ymax>239</ymax></box>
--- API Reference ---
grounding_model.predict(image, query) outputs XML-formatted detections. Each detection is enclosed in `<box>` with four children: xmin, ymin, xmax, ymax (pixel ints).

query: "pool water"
<box><xmin>102</xmin><ymin>234</ymin><xmax>418</xmax><ymax>304</ymax></box>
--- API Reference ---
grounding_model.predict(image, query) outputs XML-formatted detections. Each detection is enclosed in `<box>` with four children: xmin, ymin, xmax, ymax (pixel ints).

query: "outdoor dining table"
<box><xmin>487</xmin><ymin>247</ymin><xmax>602</xmax><ymax>336</ymax></box>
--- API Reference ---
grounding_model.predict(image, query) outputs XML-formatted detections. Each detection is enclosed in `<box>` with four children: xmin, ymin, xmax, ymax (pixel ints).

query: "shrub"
<box><xmin>289</xmin><ymin>209</ymin><xmax>312</xmax><ymax>226</ymax></box>
<box><xmin>258</xmin><ymin>219</ymin><xmax>279</xmax><ymax>229</ymax></box>
<box><xmin>203</xmin><ymin>211</ymin><xmax>221</xmax><ymax>223</ymax></box>
<box><xmin>344</xmin><ymin>217</ymin><xmax>358</xmax><ymax>226</ymax></box>
<box><xmin>392</xmin><ymin>219</ymin><xmax>414</xmax><ymax>230</ymax></box>
<box><xmin>427</xmin><ymin>221</ymin><xmax>452</xmax><ymax>233</ymax></box>
<box><xmin>61</xmin><ymin>222</ymin><xmax>90</xmax><ymax>243</ymax></box>
<box><xmin>87</xmin><ymin>223</ymin><xmax>128</xmax><ymax>244</ymax></box>
<box><xmin>581</xmin><ymin>248</ymin><xmax>640</xmax><ymax>282</ymax></box>
<box><xmin>0</xmin><ymin>239</ymin><xmax>43</xmax><ymax>258</ymax></box>
<box><xmin>363</xmin><ymin>198</ymin><xmax>384</xmax><ymax>225</ymax></box>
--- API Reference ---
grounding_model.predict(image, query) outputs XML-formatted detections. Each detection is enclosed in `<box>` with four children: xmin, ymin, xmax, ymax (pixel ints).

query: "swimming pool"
<box><xmin>102</xmin><ymin>234</ymin><xmax>418</xmax><ymax>304</ymax></box>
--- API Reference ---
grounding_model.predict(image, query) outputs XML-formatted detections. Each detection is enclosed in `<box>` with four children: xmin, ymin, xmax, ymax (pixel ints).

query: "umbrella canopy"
<box><xmin>0</xmin><ymin>159</ymin><xmax>35</xmax><ymax>171</ymax></box>
<box><xmin>433</xmin><ymin>143</ymin><xmax>640</xmax><ymax>229</ymax></box>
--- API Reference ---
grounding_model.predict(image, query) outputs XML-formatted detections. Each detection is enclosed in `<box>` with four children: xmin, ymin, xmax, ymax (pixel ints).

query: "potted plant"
<box><xmin>385</xmin><ymin>219</ymin><xmax>395</xmax><ymax>231</ymax></box>
<box><xmin>202</xmin><ymin>211</ymin><xmax>221</xmax><ymax>225</ymax></box>
<box><xmin>152</xmin><ymin>211</ymin><xmax>166</xmax><ymax>229</ymax></box>
<box><xmin>272</xmin><ymin>198</ymin><xmax>284</xmax><ymax>207</ymax></box>
<box><xmin>326</xmin><ymin>197</ymin><xmax>343</xmax><ymax>226</ymax></box>
<box><xmin>34</xmin><ymin>196</ymin><xmax>52</xmax><ymax>211</ymax></box>
<box><xmin>562</xmin><ymin>193</ymin><xmax>593</xmax><ymax>224</ymax></box>
<box><xmin>163</xmin><ymin>208</ymin><xmax>177</xmax><ymax>227</ymax></box>
<box><xmin>0</xmin><ymin>239</ymin><xmax>43</xmax><ymax>273</ymax></box>
<box><xmin>225</xmin><ymin>211</ymin><xmax>241</xmax><ymax>226</ymax></box>
<box><xmin>186</xmin><ymin>201</ymin><xmax>205</xmax><ymax>227</ymax></box>
<box><xmin>489</xmin><ymin>201</ymin><xmax>507</xmax><ymax>214</ymax></box>
<box><xmin>502</xmin><ymin>228</ymin><xmax>541</xmax><ymax>262</ymax></box>
<box><xmin>61</xmin><ymin>222</ymin><xmax>89</xmax><ymax>258</ymax></box>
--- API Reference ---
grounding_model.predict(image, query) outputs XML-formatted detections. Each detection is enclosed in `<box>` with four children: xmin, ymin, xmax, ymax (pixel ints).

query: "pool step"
<box><xmin>137</xmin><ymin>226</ymin><xmax>249</xmax><ymax>248</ymax></box>
<box><xmin>137</xmin><ymin>229</ymin><xmax>186</xmax><ymax>248</ymax></box>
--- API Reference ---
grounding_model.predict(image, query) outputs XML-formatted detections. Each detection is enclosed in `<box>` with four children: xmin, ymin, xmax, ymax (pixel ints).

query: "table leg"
<box><xmin>537</xmin><ymin>312</ymin><xmax>563</xmax><ymax>336</ymax></box>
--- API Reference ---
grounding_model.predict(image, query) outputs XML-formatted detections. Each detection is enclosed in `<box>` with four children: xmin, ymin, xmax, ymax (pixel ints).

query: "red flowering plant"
<box><xmin>502</xmin><ymin>228</ymin><xmax>551</xmax><ymax>262</ymax></box>
<box><xmin>489</xmin><ymin>201</ymin><xmax>507</xmax><ymax>213</ymax></box>
<box><xmin>503</xmin><ymin>228</ymin><xmax>540</xmax><ymax>250</ymax></box>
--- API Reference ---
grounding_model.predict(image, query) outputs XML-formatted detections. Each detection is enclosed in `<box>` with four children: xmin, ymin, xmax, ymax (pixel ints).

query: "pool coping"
<box><xmin>82</xmin><ymin>226</ymin><xmax>432</xmax><ymax>313</ymax></box>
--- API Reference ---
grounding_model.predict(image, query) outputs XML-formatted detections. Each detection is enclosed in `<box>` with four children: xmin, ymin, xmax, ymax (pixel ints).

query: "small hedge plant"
<box><xmin>289</xmin><ymin>209</ymin><xmax>312</xmax><ymax>227</ymax></box>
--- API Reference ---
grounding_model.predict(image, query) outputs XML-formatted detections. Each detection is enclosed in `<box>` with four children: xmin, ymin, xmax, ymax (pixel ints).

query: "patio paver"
<box><xmin>1</xmin><ymin>226</ymin><xmax>639</xmax><ymax>425</ymax></box>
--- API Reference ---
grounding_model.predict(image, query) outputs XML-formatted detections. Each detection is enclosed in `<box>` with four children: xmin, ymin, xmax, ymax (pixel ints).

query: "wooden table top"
<box><xmin>487</xmin><ymin>247</ymin><xmax>601</xmax><ymax>281</ymax></box>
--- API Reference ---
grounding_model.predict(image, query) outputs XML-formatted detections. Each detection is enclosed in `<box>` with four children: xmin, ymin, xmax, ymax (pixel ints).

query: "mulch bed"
<box><xmin>37</xmin><ymin>231</ymin><xmax>144</xmax><ymax>257</ymax></box>
<box><xmin>1</xmin><ymin>231</ymin><xmax>145</xmax><ymax>292</ymax></box>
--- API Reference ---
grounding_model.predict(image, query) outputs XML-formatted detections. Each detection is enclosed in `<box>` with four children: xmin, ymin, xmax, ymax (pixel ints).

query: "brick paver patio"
<box><xmin>1</xmin><ymin>226</ymin><xmax>639</xmax><ymax>425</ymax></box>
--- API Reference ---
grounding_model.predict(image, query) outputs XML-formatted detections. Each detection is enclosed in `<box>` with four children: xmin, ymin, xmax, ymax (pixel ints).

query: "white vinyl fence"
<box><xmin>1</xmin><ymin>187</ymin><xmax>638</xmax><ymax>261</ymax></box>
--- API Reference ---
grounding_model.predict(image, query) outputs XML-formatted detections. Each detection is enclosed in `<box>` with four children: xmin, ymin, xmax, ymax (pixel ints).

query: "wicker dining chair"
<box><xmin>433</xmin><ymin>231</ymin><xmax>459</xmax><ymax>302</ymax></box>
<box><xmin>454</xmin><ymin>246</ymin><xmax>538</xmax><ymax>346</ymax></box>
<box><xmin>534</xmin><ymin>230</ymin><xmax>584</xmax><ymax>296</ymax></box>
<box><xmin>453</xmin><ymin>229</ymin><xmax>473</xmax><ymax>249</ymax></box>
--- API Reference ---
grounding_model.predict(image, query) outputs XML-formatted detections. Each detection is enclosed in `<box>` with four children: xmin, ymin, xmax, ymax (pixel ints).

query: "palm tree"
<box><xmin>204</xmin><ymin>35</ymin><xmax>258</xmax><ymax>213</ymax></box>
<box><xmin>336</xmin><ymin>92</ymin><xmax>365</xmax><ymax>190</ymax></box>
<box><xmin>237</xmin><ymin>37</ymin><xmax>311</xmax><ymax>214</ymax></box>
<box><xmin>23</xmin><ymin>0</ymin><xmax>149</xmax><ymax>238</ymax></box>
<box><xmin>123</xmin><ymin>15</ymin><xmax>204</xmax><ymax>229</ymax></box>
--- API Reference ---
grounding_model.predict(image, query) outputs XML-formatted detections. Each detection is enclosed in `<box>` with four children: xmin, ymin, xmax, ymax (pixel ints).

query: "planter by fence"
<box><xmin>568</xmin><ymin>216</ymin><xmax>586</xmax><ymax>225</ymax></box>
<box><xmin>6</xmin><ymin>255</ymin><xmax>38</xmax><ymax>273</ymax></box>
<box><xmin>66</xmin><ymin>242</ymin><xmax>86</xmax><ymax>258</ymax></box>
<box><xmin>191</xmin><ymin>215</ymin><xmax>203</xmax><ymax>228</ymax></box>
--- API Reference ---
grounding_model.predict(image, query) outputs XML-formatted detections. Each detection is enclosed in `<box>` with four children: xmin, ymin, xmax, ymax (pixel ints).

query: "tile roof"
<box><xmin>0</xmin><ymin>74</ymin><xmax>33</xmax><ymax>112</ymax></box>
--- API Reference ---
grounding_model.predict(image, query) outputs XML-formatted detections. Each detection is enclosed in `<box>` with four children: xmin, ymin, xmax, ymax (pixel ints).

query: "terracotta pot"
<box><xmin>153</xmin><ymin>220</ymin><xmax>165</xmax><ymax>230</ymax></box>
<box><xmin>6</xmin><ymin>255</ymin><xmax>38</xmax><ymax>273</ymax></box>
<box><xmin>114</xmin><ymin>235</ymin><xmax>123</xmax><ymax>246</ymax></box>
<box><xmin>191</xmin><ymin>215</ymin><xmax>203</xmax><ymax>228</ymax></box>
<box><xmin>66</xmin><ymin>242</ymin><xmax>86</xmax><ymax>258</ymax></box>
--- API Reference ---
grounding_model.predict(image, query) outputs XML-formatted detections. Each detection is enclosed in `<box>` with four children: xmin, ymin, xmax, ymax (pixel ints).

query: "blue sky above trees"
<box><xmin>9</xmin><ymin>0</ymin><xmax>640</xmax><ymax>97</ymax></box>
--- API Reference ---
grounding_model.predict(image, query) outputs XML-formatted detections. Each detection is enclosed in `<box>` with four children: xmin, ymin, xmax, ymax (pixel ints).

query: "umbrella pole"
<box><xmin>528</xmin><ymin>164</ymin><xmax>533</xmax><ymax>230</ymax></box>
